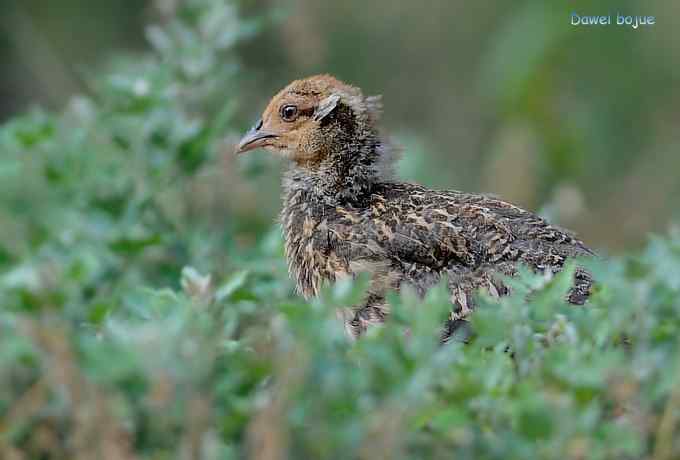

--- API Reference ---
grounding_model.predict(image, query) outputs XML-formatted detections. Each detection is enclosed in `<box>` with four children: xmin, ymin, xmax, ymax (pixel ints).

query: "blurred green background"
<box><xmin>1</xmin><ymin>0</ymin><xmax>678</xmax><ymax>251</ymax></box>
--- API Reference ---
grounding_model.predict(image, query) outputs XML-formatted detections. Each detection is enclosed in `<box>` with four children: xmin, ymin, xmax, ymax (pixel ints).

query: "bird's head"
<box><xmin>236</xmin><ymin>74</ymin><xmax>384</xmax><ymax>167</ymax></box>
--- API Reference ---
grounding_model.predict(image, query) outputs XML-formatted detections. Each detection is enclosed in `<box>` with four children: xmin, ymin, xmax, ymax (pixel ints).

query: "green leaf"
<box><xmin>215</xmin><ymin>270</ymin><xmax>250</xmax><ymax>302</ymax></box>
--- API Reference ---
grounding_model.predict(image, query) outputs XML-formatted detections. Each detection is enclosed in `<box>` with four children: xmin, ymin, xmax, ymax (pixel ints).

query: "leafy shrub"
<box><xmin>1</xmin><ymin>1</ymin><xmax>680</xmax><ymax>459</ymax></box>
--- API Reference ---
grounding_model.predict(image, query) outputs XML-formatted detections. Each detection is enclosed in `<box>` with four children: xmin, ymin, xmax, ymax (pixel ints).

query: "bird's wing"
<box><xmin>362</xmin><ymin>183</ymin><xmax>593</xmax><ymax>272</ymax></box>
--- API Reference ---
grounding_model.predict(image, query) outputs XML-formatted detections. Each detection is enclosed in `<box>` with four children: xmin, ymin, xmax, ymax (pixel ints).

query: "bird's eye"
<box><xmin>280</xmin><ymin>104</ymin><xmax>299</xmax><ymax>122</ymax></box>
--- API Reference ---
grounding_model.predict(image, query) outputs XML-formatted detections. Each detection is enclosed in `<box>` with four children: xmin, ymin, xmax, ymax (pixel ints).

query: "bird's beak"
<box><xmin>235</xmin><ymin>119</ymin><xmax>279</xmax><ymax>154</ymax></box>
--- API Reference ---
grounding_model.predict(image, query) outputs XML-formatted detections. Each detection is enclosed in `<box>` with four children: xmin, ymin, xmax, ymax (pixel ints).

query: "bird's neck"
<box><xmin>283</xmin><ymin>136</ymin><xmax>395</xmax><ymax>207</ymax></box>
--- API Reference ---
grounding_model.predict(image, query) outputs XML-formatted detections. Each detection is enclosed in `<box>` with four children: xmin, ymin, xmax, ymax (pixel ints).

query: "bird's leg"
<box><xmin>347</xmin><ymin>302</ymin><xmax>389</xmax><ymax>339</ymax></box>
<box><xmin>441</xmin><ymin>264</ymin><xmax>513</xmax><ymax>344</ymax></box>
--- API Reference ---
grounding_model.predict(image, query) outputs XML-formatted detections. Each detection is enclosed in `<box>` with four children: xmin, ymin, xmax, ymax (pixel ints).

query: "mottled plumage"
<box><xmin>237</xmin><ymin>75</ymin><xmax>594</xmax><ymax>342</ymax></box>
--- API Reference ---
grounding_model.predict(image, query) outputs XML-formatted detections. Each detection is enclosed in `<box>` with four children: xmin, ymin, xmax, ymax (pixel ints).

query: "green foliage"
<box><xmin>2</xmin><ymin>2</ymin><xmax>680</xmax><ymax>459</ymax></box>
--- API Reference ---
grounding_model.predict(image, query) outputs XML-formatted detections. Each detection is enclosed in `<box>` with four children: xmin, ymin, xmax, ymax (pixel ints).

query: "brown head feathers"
<box><xmin>237</xmin><ymin>75</ymin><xmax>393</xmax><ymax>203</ymax></box>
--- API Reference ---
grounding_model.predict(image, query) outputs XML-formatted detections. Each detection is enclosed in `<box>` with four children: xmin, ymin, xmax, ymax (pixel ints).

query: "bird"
<box><xmin>236</xmin><ymin>74</ymin><xmax>594</xmax><ymax>342</ymax></box>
